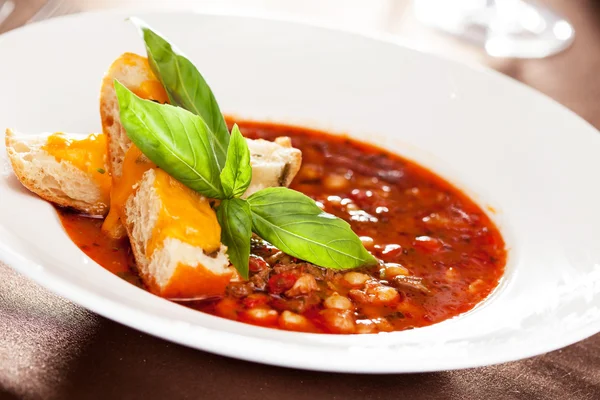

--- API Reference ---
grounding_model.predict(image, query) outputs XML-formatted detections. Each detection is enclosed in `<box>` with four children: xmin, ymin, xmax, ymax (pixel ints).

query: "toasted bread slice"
<box><xmin>5</xmin><ymin>129</ymin><xmax>110</xmax><ymax>216</ymax></box>
<box><xmin>100</xmin><ymin>52</ymin><xmax>168</xmax><ymax>178</ymax></box>
<box><xmin>124</xmin><ymin>168</ymin><xmax>233</xmax><ymax>299</ymax></box>
<box><xmin>99</xmin><ymin>53</ymin><xmax>301</xmax><ymax>194</ymax></box>
<box><xmin>245</xmin><ymin>136</ymin><xmax>302</xmax><ymax>197</ymax></box>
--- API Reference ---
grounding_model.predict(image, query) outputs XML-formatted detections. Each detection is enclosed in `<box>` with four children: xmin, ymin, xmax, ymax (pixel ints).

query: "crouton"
<box><xmin>124</xmin><ymin>168</ymin><xmax>233</xmax><ymax>299</ymax></box>
<box><xmin>5</xmin><ymin>129</ymin><xmax>110</xmax><ymax>216</ymax></box>
<box><xmin>244</xmin><ymin>136</ymin><xmax>302</xmax><ymax>197</ymax></box>
<box><xmin>99</xmin><ymin>52</ymin><xmax>168</xmax><ymax>178</ymax></box>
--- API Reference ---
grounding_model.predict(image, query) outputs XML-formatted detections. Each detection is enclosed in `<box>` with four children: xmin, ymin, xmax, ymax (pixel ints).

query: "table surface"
<box><xmin>1</xmin><ymin>1</ymin><xmax>600</xmax><ymax>399</ymax></box>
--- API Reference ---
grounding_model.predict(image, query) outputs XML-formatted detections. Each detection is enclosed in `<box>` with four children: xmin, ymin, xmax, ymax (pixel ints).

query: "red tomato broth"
<box><xmin>55</xmin><ymin>210</ymin><xmax>143</xmax><ymax>288</ymax></box>
<box><xmin>56</xmin><ymin>120</ymin><xmax>506</xmax><ymax>334</ymax></box>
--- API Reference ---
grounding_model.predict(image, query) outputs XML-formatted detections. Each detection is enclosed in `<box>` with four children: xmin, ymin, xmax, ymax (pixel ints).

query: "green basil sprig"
<box><xmin>220</xmin><ymin>125</ymin><xmax>252</xmax><ymax>199</ymax></box>
<box><xmin>248</xmin><ymin>188</ymin><xmax>378</xmax><ymax>269</ymax></box>
<box><xmin>216</xmin><ymin>198</ymin><xmax>253</xmax><ymax>279</ymax></box>
<box><xmin>116</xmin><ymin>18</ymin><xmax>379</xmax><ymax>277</ymax></box>
<box><xmin>130</xmin><ymin>17</ymin><xmax>230</xmax><ymax>169</ymax></box>
<box><xmin>115</xmin><ymin>80</ymin><xmax>224</xmax><ymax>199</ymax></box>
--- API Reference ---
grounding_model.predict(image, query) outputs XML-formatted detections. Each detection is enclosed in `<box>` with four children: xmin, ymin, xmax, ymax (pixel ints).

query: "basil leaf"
<box><xmin>217</xmin><ymin>198</ymin><xmax>252</xmax><ymax>279</ymax></box>
<box><xmin>114</xmin><ymin>80</ymin><xmax>224</xmax><ymax>199</ymax></box>
<box><xmin>247</xmin><ymin>187</ymin><xmax>378</xmax><ymax>270</ymax></box>
<box><xmin>220</xmin><ymin>124</ymin><xmax>252</xmax><ymax>199</ymax></box>
<box><xmin>130</xmin><ymin>17</ymin><xmax>229</xmax><ymax>169</ymax></box>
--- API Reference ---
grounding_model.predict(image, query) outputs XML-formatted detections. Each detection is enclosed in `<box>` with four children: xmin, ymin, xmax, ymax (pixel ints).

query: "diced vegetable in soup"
<box><xmin>57</xmin><ymin>120</ymin><xmax>506</xmax><ymax>334</ymax></box>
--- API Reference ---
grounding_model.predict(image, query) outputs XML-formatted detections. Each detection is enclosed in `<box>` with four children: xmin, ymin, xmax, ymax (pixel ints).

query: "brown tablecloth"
<box><xmin>1</xmin><ymin>1</ymin><xmax>599</xmax><ymax>399</ymax></box>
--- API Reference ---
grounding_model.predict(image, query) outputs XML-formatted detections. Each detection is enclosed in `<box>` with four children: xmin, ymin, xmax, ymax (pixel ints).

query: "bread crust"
<box><xmin>5</xmin><ymin>129</ymin><xmax>108</xmax><ymax>216</ymax></box>
<box><xmin>99</xmin><ymin>53</ymin><xmax>162</xmax><ymax>178</ymax></box>
<box><xmin>274</xmin><ymin>136</ymin><xmax>302</xmax><ymax>187</ymax></box>
<box><xmin>244</xmin><ymin>136</ymin><xmax>303</xmax><ymax>197</ymax></box>
<box><xmin>123</xmin><ymin>169</ymin><xmax>232</xmax><ymax>298</ymax></box>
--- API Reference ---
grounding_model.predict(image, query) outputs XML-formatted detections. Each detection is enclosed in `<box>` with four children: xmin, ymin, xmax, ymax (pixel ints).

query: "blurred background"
<box><xmin>0</xmin><ymin>0</ymin><xmax>578</xmax><ymax>61</ymax></box>
<box><xmin>2</xmin><ymin>0</ymin><xmax>597</xmax><ymax>127</ymax></box>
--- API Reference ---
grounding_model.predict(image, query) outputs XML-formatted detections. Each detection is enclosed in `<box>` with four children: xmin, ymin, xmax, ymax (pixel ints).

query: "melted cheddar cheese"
<box><xmin>158</xmin><ymin>262</ymin><xmax>232</xmax><ymax>299</ymax></box>
<box><xmin>42</xmin><ymin>133</ymin><xmax>111</xmax><ymax>202</ymax></box>
<box><xmin>102</xmin><ymin>145</ymin><xmax>154</xmax><ymax>236</ymax></box>
<box><xmin>119</xmin><ymin>53</ymin><xmax>169</xmax><ymax>103</ymax></box>
<box><xmin>147</xmin><ymin>169</ymin><xmax>221</xmax><ymax>256</ymax></box>
<box><xmin>102</xmin><ymin>145</ymin><xmax>221</xmax><ymax>257</ymax></box>
<box><xmin>134</xmin><ymin>79</ymin><xmax>169</xmax><ymax>104</ymax></box>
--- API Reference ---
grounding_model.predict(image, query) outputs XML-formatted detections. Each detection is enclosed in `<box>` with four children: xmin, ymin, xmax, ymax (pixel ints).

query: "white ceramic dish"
<box><xmin>1</xmin><ymin>11</ymin><xmax>599</xmax><ymax>374</ymax></box>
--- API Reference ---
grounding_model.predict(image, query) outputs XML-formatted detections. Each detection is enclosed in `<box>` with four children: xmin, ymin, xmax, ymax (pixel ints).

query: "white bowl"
<box><xmin>1</xmin><ymin>11</ymin><xmax>599</xmax><ymax>373</ymax></box>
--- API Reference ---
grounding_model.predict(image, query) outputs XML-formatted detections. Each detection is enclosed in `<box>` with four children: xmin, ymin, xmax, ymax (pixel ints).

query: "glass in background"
<box><xmin>413</xmin><ymin>0</ymin><xmax>574</xmax><ymax>58</ymax></box>
<box><xmin>0</xmin><ymin>0</ymin><xmax>15</xmax><ymax>26</ymax></box>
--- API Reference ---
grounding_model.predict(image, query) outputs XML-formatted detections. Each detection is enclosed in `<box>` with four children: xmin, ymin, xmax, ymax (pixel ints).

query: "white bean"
<box><xmin>323</xmin><ymin>174</ymin><xmax>349</xmax><ymax>191</ymax></box>
<box><xmin>244</xmin><ymin>308</ymin><xmax>278</xmax><ymax>324</ymax></box>
<box><xmin>279</xmin><ymin>311</ymin><xmax>312</xmax><ymax>332</ymax></box>
<box><xmin>343</xmin><ymin>272</ymin><xmax>370</xmax><ymax>287</ymax></box>
<box><xmin>324</xmin><ymin>293</ymin><xmax>353</xmax><ymax>310</ymax></box>
<box><xmin>320</xmin><ymin>309</ymin><xmax>356</xmax><ymax>334</ymax></box>
<box><xmin>385</xmin><ymin>263</ymin><xmax>410</xmax><ymax>278</ymax></box>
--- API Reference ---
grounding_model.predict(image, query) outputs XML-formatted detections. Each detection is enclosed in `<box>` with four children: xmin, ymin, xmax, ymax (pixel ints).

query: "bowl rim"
<box><xmin>1</xmin><ymin>9</ymin><xmax>599</xmax><ymax>374</ymax></box>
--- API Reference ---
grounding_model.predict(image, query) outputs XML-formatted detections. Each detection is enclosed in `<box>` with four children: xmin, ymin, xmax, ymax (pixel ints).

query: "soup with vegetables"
<box><xmin>58</xmin><ymin>120</ymin><xmax>506</xmax><ymax>334</ymax></box>
<box><xmin>6</xmin><ymin>17</ymin><xmax>506</xmax><ymax>335</ymax></box>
